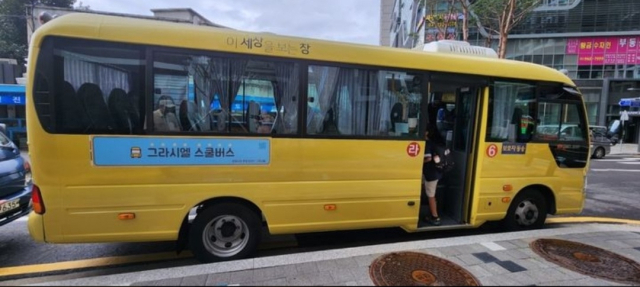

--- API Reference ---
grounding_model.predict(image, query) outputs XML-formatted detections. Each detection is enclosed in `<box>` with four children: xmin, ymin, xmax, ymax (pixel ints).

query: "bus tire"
<box><xmin>502</xmin><ymin>189</ymin><xmax>548</xmax><ymax>231</ymax></box>
<box><xmin>188</xmin><ymin>203</ymin><xmax>262</xmax><ymax>263</ymax></box>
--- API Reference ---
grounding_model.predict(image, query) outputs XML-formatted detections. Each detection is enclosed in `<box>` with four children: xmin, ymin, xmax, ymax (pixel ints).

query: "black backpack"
<box><xmin>433</xmin><ymin>145</ymin><xmax>455</xmax><ymax>173</ymax></box>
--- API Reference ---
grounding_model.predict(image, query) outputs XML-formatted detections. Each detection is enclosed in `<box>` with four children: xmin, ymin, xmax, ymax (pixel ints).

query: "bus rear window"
<box><xmin>33</xmin><ymin>37</ymin><xmax>146</xmax><ymax>135</ymax></box>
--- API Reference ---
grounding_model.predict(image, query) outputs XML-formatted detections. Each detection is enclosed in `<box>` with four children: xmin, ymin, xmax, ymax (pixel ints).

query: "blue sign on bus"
<box><xmin>92</xmin><ymin>137</ymin><xmax>270</xmax><ymax>166</ymax></box>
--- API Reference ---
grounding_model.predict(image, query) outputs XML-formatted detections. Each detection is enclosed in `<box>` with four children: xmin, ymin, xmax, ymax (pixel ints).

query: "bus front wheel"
<box><xmin>502</xmin><ymin>189</ymin><xmax>548</xmax><ymax>231</ymax></box>
<box><xmin>189</xmin><ymin>203</ymin><xmax>262</xmax><ymax>263</ymax></box>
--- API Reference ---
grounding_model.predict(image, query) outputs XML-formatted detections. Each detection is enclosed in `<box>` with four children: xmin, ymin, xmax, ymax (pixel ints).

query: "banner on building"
<box><xmin>423</xmin><ymin>13</ymin><xmax>459</xmax><ymax>43</ymax></box>
<box><xmin>566</xmin><ymin>36</ymin><xmax>640</xmax><ymax>65</ymax></box>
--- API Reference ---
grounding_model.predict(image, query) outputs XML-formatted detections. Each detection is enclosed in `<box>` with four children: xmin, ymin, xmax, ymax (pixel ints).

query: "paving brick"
<box><xmin>301</xmin><ymin>271</ymin><xmax>339</xmax><ymax>286</ymax></box>
<box><xmin>205</xmin><ymin>273</ymin><xmax>232</xmax><ymax>286</ymax></box>
<box><xmin>420</xmin><ymin>248</ymin><xmax>444</xmax><ymax>257</ymax></box>
<box><xmin>285</xmin><ymin>274</ymin><xmax>312</xmax><ymax>286</ymax></box>
<box><xmin>142</xmin><ymin>278</ymin><xmax>182</xmax><ymax>286</ymax></box>
<box><xmin>477</xmin><ymin>277</ymin><xmax>499</xmax><ymax>286</ymax></box>
<box><xmin>349</xmin><ymin>266</ymin><xmax>370</xmax><ymax>281</ymax></box>
<box><xmin>481</xmin><ymin>262</ymin><xmax>512</xmax><ymax>276</ymax></box>
<box><xmin>439</xmin><ymin>246</ymin><xmax>465</xmax><ymax>256</ymax></box>
<box><xmin>466</xmin><ymin>265</ymin><xmax>493</xmax><ymax>278</ymax></box>
<box><xmin>511</xmin><ymin>239</ymin><xmax>533</xmax><ymax>248</ymax></box>
<box><xmin>504</xmin><ymin>249</ymin><xmax>532</xmax><ymax>260</ymax></box>
<box><xmin>455</xmin><ymin>254</ymin><xmax>484</xmax><ymax>266</ymax></box>
<box><xmin>248</xmin><ymin>278</ymin><xmax>288</xmax><ymax>286</ymax></box>
<box><xmin>295</xmin><ymin>262</ymin><xmax>320</xmax><ymax>275</ymax></box>
<box><xmin>484</xmin><ymin>274</ymin><xmax>520</xmax><ymax>286</ymax></box>
<box><xmin>329</xmin><ymin>268</ymin><xmax>357</xmax><ymax>283</ymax></box>
<box><xmin>180</xmin><ymin>275</ymin><xmax>208</xmax><ymax>286</ymax></box>
<box><xmin>494</xmin><ymin>241</ymin><xmax>519</xmax><ymax>250</ymax></box>
<box><xmin>252</xmin><ymin>266</ymin><xmax>289</xmax><ymax>281</ymax></box>
<box><xmin>316</xmin><ymin>260</ymin><xmax>340</xmax><ymax>272</ymax></box>
<box><xmin>555</xmin><ymin>267</ymin><xmax>588</xmax><ymax>280</ymax></box>
<box><xmin>621</xmin><ymin>238</ymin><xmax>640</xmax><ymax>247</ymax></box>
<box><xmin>443</xmin><ymin>256</ymin><xmax>466</xmax><ymax>267</ymax></box>
<box><xmin>524</xmin><ymin>268</ymin><xmax>572</xmax><ymax>283</ymax></box>
<box><xmin>224</xmin><ymin>270</ymin><xmax>256</xmax><ymax>284</ymax></box>
<box><xmin>495</xmin><ymin>260</ymin><xmax>527</xmax><ymax>272</ymax></box>
<box><xmin>355</xmin><ymin>279</ymin><xmax>372</xmax><ymax>286</ymax></box>
<box><xmin>455</xmin><ymin>244</ymin><xmax>488</xmax><ymax>254</ymax></box>
<box><xmin>501</xmin><ymin>270</ymin><xmax>536</xmax><ymax>285</ymax></box>
<box><xmin>472</xmin><ymin>252</ymin><xmax>500</xmax><ymax>263</ymax></box>
<box><xmin>353</xmin><ymin>254</ymin><xmax>377</xmax><ymax>267</ymax></box>
<box><xmin>333</xmin><ymin>258</ymin><xmax>359</xmax><ymax>270</ymax></box>
<box><xmin>512</xmin><ymin>258</ymin><xmax>552</xmax><ymax>270</ymax></box>
<box><xmin>488</xmin><ymin>250</ymin><xmax>514</xmax><ymax>261</ymax></box>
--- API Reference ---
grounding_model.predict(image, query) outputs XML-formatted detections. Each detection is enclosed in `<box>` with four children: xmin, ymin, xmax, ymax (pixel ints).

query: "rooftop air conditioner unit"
<box><xmin>414</xmin><ymin>40</ymin><xmax>499</xmax><ymax>58</ymax></box>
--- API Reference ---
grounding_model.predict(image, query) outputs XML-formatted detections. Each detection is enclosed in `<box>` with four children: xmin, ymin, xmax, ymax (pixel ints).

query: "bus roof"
<box><xmin>30</xmin><ymin>13</ymin><xmax>575</xmax><ymax>86</ymax></box>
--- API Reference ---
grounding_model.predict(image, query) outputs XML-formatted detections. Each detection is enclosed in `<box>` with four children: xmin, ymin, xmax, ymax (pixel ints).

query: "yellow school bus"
<box><xmin>26</xmin><ymin>13</ymin><xmax>588</xmax><ymax>263</ymax></box>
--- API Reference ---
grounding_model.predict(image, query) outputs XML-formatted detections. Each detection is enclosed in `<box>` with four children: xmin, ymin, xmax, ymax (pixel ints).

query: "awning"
<box><xmin>0</xmin><ymin>84</ymin><xmax>26</xmax><ymax>105</ymax></box>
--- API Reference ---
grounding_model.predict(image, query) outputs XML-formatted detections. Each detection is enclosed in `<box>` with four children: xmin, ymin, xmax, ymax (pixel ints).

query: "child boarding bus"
<box><xmin>26</xmin><ymin>13</ymin><xmax>589</xmax><ymax>263</ymax></box>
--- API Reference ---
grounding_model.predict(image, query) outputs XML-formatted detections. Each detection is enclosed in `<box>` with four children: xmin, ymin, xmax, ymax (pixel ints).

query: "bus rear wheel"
<box><xmin>189</xmin><ymin>203</ymin><xmax>261</xmax><ymax>263</ymax></box>
<box><xmin>502</xmin><ymin>189</ymin><xmax>548</xmax><ymax>231</ymax></box>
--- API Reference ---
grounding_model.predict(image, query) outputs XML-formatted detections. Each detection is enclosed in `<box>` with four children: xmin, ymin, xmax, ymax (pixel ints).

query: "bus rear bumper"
<box><xmin>27</xmin><ymin>211</ymin><xmax>46</xmax><ymax>243</ymax></box>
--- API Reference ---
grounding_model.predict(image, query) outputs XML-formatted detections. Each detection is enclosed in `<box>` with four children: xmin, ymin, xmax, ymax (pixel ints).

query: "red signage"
<box><xmin>566</xmin><ymin>36</ymin><xmax>640</xmax><ymax>65</ymax></box>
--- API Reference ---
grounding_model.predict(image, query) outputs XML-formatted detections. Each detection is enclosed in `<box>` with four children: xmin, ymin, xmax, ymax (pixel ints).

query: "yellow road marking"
<box><xmin>0</xmin><ymin>240</ymin><xmax>298</xmax><ymax>278</ymax></box>
<box><xmin>546</xmin><ymin>216</ymin><xmax>640</xmax><ymax>225</ymax></box>
<box><xmin>0</xmin><ymin>251</ymin><xmax>193</xmax><ymax>277</ymax></box>
<box><xmin>1</xmin><ymin>217</ymin><xmax>637</xmax><ymax>278</ymax></box>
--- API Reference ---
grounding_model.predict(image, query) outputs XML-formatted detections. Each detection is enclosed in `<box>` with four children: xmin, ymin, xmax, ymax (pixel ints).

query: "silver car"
<box><xmin>589</xmin><ymin>126</ymin><xmax>612</xmax><ymax>159</ymax></box>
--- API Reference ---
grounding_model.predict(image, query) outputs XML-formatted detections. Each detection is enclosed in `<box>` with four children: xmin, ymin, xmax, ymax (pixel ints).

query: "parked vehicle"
<box><xmin>589</xmin><ymin>126</ymin><xmax>613</xmax><ymax>159</ymax></box>
<box><xmin>0</xmin><ymin>130</ymin><xmax>32</xmax><ymax>227</ymax></box>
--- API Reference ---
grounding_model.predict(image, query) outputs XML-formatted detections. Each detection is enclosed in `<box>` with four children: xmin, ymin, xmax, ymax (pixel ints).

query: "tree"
<box><xmin>452</xmin><ymin>0</ymin><xmax>475</xmax><ymax>42</ymax></box>
<box><xmin>0</xmin><ymin>0</ymin><xmax>75</xmax><ymax>63</ymax></box>
<box><xmin>471</xmin><ymin>0</ymin><xmax>540</xmax><ymax>58</ymax></box>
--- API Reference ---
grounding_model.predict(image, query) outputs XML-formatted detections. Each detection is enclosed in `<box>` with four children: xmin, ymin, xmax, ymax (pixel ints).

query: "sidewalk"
<box><xmin>609</xmin><ymin>143</ymin><xmax>639</xmax><ymax>155</ymax></box>
<box><xmin>28</xmin><ymin>222</ymin><xmax>640</xmax><ymax>286</ymax></box>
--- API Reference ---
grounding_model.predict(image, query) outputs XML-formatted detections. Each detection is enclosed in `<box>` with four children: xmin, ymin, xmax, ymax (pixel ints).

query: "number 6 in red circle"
<box><xmin>486</xmin><ymin>144</ymin><xmax>498</xmax><ymax>158</ymax></box>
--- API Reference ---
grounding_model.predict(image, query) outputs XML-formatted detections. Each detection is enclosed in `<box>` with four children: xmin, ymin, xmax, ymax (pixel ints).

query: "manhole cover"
<box><xmin>530</xmin><ymin>238</ymin><xmax>640</xmax><ymax>285</ymax></box>
<box><xmin>369</xmin><ymin>251</ymin><xmax>481</xmax><ymax>286</ymax></box>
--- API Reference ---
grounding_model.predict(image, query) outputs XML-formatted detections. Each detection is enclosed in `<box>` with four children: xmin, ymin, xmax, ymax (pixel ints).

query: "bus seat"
<box><xmin>77</xmin><ymin>83</ymin><xmax>115</xmax><ymax>133</ymax></box>
<box><xmin>108</xmin><ymin>88</ymin><xmax>139</xmax><ymax>134</ymax></box>
<box><xmin>58</xmin><ymin>81</ymin><xmax>89</xmax><ymax>132</ymax></box>
<box><xmin>390</xmin><ymin>102</ymin><xmax>403</xmax><ymax>133</ymax></box>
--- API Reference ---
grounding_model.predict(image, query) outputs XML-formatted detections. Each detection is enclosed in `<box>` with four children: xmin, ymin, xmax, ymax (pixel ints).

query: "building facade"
<box><xmin>383</xmin><ymin>0</ymin><xmax>640</xmax><ymax>143</ymax></box>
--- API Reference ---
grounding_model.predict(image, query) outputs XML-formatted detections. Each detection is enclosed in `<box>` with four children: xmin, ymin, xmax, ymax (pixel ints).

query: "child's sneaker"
<box><xmin>428</xmin><ymin>216</ymin><xmax>441</xmax><ymax>226</ymax></box>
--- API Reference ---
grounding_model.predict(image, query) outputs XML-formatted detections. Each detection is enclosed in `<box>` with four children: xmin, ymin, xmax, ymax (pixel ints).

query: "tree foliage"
<box><xmin>471</xmin><ymin>0</ymin><xmax>540</xmax><ymax>58</ymax></box>
<box><xmin>0</xmin><ymin>0</ymin><xmax>75</xmax><ymax>62</ymax></box>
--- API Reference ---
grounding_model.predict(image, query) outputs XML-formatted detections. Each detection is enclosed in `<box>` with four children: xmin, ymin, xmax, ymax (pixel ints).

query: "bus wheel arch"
<box><xmin>180</xmin><ymin>197</ymin><xmax>265</xmax><ymax>263</ymax></box>
<box><xmin>502</xmin><ymin>185</ymin><xmax>553</xmax><ymax>231</ymax></box>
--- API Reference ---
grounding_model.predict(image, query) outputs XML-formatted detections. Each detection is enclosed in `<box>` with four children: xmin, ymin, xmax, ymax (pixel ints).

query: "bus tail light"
<box><xmin>32</xmin><ymin>185</ymin><xmax>46</xmax><ymax>215</ymax></box>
